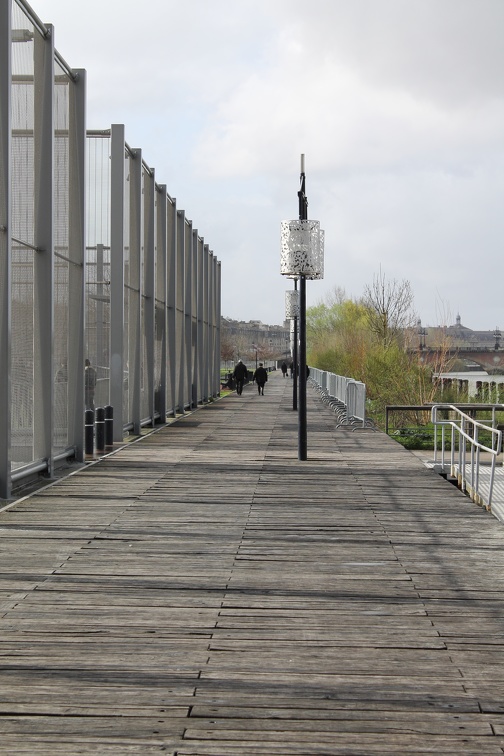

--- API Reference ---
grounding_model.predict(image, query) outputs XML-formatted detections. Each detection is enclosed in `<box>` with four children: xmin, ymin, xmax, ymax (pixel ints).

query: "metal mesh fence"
<box><xmin>2</xmin><ymin>0</ymin><xmax>221</xmax><ymax>498</ymax></box>
<box><xmin>53</xmin><ymin>59</ymin><xmax>71</xmax><ymax>454</ymax></box>
<box><xmin>86</xmin><ymin>136</ymin><xmax>111</xmax><ymax>410</ymax></box>
<box><xmin>11</xmin><ymin>247</ymin><xmax>34</xmax><ymax>466</ymax></box>
<box><xmin>11</xmin><ymin>4</ymin><xmax>36</xmax><ymax>469</ymax></box>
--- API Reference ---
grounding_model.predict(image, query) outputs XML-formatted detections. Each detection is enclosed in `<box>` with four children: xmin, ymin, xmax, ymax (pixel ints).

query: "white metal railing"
<box><xmin>432</xmin><ymin>404</ymin><xmax>502</xmax><ymax>509</ymax></box>
<box><xmin>310</xmin><ymin>368</ymin><xmax>368</xmax><ymax>428</ymax></box>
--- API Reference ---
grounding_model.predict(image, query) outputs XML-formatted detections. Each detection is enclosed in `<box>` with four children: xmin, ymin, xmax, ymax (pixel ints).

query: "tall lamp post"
<box><xmin>293</xmin><ymin>279</ymin><xmax>299</xmax><ymax>411</ymax></box>
<box><xmin>281</xmin><ymin>155</ymin><xmax>324</xmax><ymax>460</ymax></box>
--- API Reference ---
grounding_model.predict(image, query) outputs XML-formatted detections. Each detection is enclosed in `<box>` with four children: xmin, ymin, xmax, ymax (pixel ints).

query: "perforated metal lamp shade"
<box><xmin>280</xmin><ymin>220</ymin><xmax>324</xmax><ymax>280</ymax></box>
<box><xmin>285</xmin><ymin>289</ymin><xmax>300</xmax><ymax>319</ymax></box>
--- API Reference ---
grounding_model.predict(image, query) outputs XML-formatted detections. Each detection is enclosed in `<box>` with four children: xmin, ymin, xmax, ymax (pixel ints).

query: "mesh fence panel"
<box><xmin>141</xmin><ymin>166</ymin><xmax>148</xmax><ymax>421</ymax></box>
<box><xmin>154</xmin><ymin>304</ymin><xmax>163</xmax><ymax>414</ymax></box>
<box><xmin>86</xmin><ymin>136</ymin><xmax>112</xmax><ymax>410</ymax></box>
<box><xmin>123</xmin><ymin>150</ymin><xmax>131</xmax><ymax>423</ymax></box>
<box><xmin>154</xmin><ymin>195</ymin><xmax>165</xmax><ymax>415</ymax></box>
<box><xmin>53</xmin><ymin>60</ymin><xmax>71</xmax><ymax>454</ymax></box>
<box><xmin>11</xmin><ymin>4</ymin><xmax>36</xmax><ymax>469</ymax></box>
<box><xmin>5</xmin><ymin>3</ymin><xmax>220</xmax><ymax>494</ymax></box>
<box><xmin>11</xmin><ymin>248</ymin><xmax>34</xmax><ymax>467</ymax></box>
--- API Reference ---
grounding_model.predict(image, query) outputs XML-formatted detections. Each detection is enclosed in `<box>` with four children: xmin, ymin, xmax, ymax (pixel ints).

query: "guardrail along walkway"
<box><xmin>1</xmin><ymin>374</ymin><xmax>504</xmax><ymax>754</ymax></box>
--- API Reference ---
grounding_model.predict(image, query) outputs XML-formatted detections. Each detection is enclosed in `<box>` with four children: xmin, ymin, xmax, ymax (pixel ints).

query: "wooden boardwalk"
<box><xmin>1</xmin><ymin>374</ymin><xmax>504</xmax><ymax>754</ymax></box>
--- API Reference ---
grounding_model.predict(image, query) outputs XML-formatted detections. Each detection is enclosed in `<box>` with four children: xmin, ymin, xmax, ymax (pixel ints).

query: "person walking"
<box><xmin>232</xmin><ymin>359</ymin><xmax>248</xmax><ymax>395</ymax></box>
<box><xmin>281</xmin><ymin>361</ymin><xmax>288</xmax><ymax>378</ymax></box>
<box><xmin>253</xmin><ymin>363</ymin><xmax>268</xmax><ymax>395</ymax></box>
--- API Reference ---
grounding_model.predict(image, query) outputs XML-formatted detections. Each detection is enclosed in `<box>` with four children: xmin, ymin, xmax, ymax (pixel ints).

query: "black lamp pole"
<box><xmin>298</xmin><ymin>155</ymin><xmax>308</xmax><ymax>461</ymax></box>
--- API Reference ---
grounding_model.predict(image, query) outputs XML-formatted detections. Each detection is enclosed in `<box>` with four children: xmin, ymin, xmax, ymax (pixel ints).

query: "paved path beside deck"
<box><xmin>1</xmin><ymin>374</ymin><xmax>504</xmax><ymax>754</ymax></box>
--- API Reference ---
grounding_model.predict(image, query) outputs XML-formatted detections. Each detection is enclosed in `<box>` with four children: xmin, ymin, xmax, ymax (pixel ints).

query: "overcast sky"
<box><xmin>33</xmin><ymin>0</ymin><xmax>504</xmax><ymax>329</ymax></box>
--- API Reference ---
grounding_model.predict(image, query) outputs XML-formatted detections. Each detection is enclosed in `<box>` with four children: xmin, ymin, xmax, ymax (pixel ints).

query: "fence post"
<box><xmin>95</xmin><ymin>407</ymin><xmax>105</xmax><ymax>454</ymax></box>
<box><xmin>84</xmin><ymin>409</ymin><xmax>94</xmax><ymax>457</ymax></box>
<box><xmin>105</xmin><ymin>405</ymin><xmax>114</xmax><ymax>450</ymax></box>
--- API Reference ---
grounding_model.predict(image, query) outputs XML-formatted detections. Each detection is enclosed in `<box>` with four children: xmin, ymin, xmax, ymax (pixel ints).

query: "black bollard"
<box><xmin>104</xmin><ymin>405</ymin><xmax>114</xmax><ymax>449</ymax></box>
<box><xmin>85</xmin><ymin>409</ymin><xmax>94</xmax><ymax>456</ymax></box>
<box><xmin>95</xmin><ymin>406</ymin><xmax>105</xmax><ymax>454</ymax></box>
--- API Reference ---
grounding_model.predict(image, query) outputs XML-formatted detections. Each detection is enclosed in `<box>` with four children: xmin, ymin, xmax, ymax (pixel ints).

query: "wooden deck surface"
<box><xmin>1</xmin><ymin>374</ymin><xmax>504</xmax><ymax>754</ymax></box>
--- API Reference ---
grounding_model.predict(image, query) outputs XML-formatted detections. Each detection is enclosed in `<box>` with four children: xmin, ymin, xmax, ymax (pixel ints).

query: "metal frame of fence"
<box><xmin>309</xmin><ymin>368</ymin><xmax>368</xmax><ymax>428</ymax></box>
<box><xmin>87</xmin><ymin>127</ymin><xmax>221</xmax><ymax>441</ymax></box>
<box><xmin>0</xmin><ymin>0</ymin><xmax>221</xmax><ymax>499</ymax></box>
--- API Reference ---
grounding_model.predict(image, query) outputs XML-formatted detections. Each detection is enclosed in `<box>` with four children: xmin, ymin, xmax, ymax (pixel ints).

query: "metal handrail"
<box><xmin>385</xmin><ymin>403</ymin><xmax>504</xmax><ymax>435</ymax></box>
<box><xmin>432</xmin><ymin>404</ymin><xmax>502</xmax><ymax>508</ymax></box>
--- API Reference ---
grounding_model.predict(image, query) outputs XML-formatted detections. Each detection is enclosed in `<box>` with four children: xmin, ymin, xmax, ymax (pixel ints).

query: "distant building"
<box><xmin>221</xmin><ymin>317</ymin><xmax>291</xmax><ymax>364</ymax></box>
<box><xmin>420</xmin><ymin>314</ymin><xmax>500</xmax><ymax>350</ymax></box>
<box><xmin>415</xmin><ymin>314</ymin><xmax>504</xmax><ymax>373</ymax></box>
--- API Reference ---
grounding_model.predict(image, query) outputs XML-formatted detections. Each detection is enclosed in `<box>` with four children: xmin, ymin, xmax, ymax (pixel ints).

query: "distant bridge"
<box><xmin>419</xmin><ymin>347</ymin><xmax>504</xmax><ymax>373</ymax></box>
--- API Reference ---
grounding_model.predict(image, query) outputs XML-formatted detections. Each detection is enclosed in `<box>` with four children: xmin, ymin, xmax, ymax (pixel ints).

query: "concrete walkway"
<box><xmin>1</xmin><ymin>373</ymin><xmax>504</xmax><ymax>754</ymax></box>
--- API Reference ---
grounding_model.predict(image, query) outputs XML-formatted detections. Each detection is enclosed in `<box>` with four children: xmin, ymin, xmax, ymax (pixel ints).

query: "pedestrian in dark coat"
<box><xmin>281</xmin><ymin>361</ymin><xmax>288</xmax><ymax>378</ymax></box>
<box><xmin>253</xmin><ymin>363</ymin><xmax>268</xmax><ymax>395</ymax></box>
<box><xmin>232</xmin><ymin>359</ymin><xmax>248</xmax><ymax>395</ymax></box>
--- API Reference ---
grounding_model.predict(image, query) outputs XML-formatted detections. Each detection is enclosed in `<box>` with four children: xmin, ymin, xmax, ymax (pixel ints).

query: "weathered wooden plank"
<box><xmin>0</xmin><ymin>743</ymin><xmax>177</xmax><ymax>755</ymax></box>
<box><xmin>186</xmin><ymin>712</ymin><xmax>494</xmax><ymax>734</ymax></box>
<box><xmin>0</xmin><ymin>376</ymin><xmax>504</xmax><ymax>753</ymax></box>
<box><xmin>0</xmin><ymin>715</ymin><xmax>187</xmax><ymax>737</ymax></box>
<box><xmin>180</xmin><ymin>730</ymin><xmax>504</xmax><ymax>753</ymax></box>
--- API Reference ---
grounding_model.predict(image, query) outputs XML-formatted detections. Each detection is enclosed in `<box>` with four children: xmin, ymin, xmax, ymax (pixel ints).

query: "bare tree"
<box><xmin>323</xmin><ymin>286</ymin><xmax>347</xmax><ymax>308</ymax></box>
<box><xmin>220</xmin><ymin>331</ymin><xmax>235</xmax><ymax>368</ymax></box>
<box><xmin>362</xmin><ymin>268</ymin><xmax>416</xmax><ymax>348</ymax></box>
